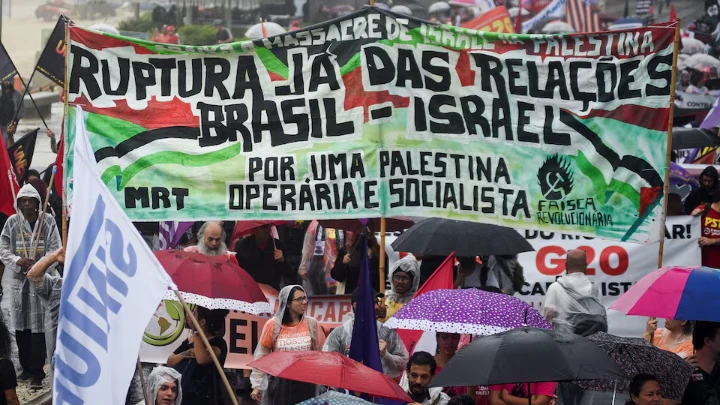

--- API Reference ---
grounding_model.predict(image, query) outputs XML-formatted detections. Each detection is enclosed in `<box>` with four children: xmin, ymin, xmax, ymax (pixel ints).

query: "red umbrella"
<box><xmin>318</xmin><ymin>217</ymin><xmax>414</xmax><ymax>232</ymax></box>
<box><xmin>248</xmin><ymin>351</ymin><xmax>412</xmax><ymax>402</ymax></box>
<box><xmin>155</xmin><ymin>250</ymin><xmax>271</xmax><ymax>315</ymax></box>
<box><xmin>232</xmin><ymin>220</ymin><xmax>287</xmax><ymax>239</ymax></box>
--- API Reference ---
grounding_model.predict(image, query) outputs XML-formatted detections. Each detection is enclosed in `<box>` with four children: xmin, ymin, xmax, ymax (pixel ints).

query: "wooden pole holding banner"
<box><xmin>657</xmin><ymin>22</ymin><xmax>681</xmax><ymax>269</ymax></box>
<box><xmin>29</xmin><ymin>166</ymin><xmax>55</xmax><ymax>259</ymax></box>
<box><xmin>370</xmin><ymin>0</ymin><xmax>375</xmax><ymax>6</ymax></box>
<box><xmin>61</xmin><ymin>17</ymin><xmax>69</xmax><ymax>249</ymax></box>
<box><xmin>173</xmin><ymin>290</ymin><xmax>239</xmax><ymax>405</ymax></box>
<box><xmin>379</xmin><ymin>216</ymin><xmax>386</xmax><ymax>293</ymax></box>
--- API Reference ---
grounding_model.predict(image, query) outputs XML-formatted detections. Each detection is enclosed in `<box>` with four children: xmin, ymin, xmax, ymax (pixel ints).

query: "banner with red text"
<box><xmin>516</xmin><ymin>215</ymin><xmax>701</xmax><ymax>338</ymax></box>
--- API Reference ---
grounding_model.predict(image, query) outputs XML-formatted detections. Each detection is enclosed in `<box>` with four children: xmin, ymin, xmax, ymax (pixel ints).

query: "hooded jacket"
<box><xmin>250</xmin><ymin>285</ymin><xmax>325</xmax><ymax>391</ymax></box>
<box><xmin>684</xmin><ymin>166</ymin><xmax>719</xmax><ymax>214</ymax></box>
<box><xmin>382</xmin><ymin>255</ymin><xmax>420</xmax><ymax>322</ymax></box>
<box><xmin>0</xmin><ymin>184</ymin><xmax>61</xmax><ymax>332</ymax></box>
<box><xmin>543</xmin><ymin>272</ymin><xmax>607</xmax><ymax>336</ymax></box>
<box><xmin>134</xmin><ymin>366</ymin><xmax>183</xmax><ymax>405</ymax></box>
<box><xmin>322</xmin><ymin>312</ymin><xmax>409</xmax><ymax>378</ymax></box>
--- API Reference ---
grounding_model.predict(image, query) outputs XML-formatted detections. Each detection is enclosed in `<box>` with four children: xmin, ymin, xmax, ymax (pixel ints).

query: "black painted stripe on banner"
<box><xmin>94</xmin><ymin>126</ymin><xmax>200</xmax><ymax>162</ymax></box>
<box><xmin>559</xmin><ymin>109</ymin><xmax>664</xmax><ymax>188</ymax></box>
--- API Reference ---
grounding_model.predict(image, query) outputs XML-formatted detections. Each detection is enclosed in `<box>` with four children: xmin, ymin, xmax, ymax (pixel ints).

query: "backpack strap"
<box><xmin>431</xmin><ymin>392</ymin><xmax>441</xmax><ymax>405</ymax></box>
<box><xmin>702</xmin><ymin>203</ymin><xmax>713</xmax><ymax>219</ymax></box>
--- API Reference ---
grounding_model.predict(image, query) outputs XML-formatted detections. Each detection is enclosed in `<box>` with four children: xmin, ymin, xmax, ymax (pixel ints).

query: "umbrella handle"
<box><xmin>611</xmin><ymin>380</ymin><xmax>617</xmax><ymax>405</ymax></box>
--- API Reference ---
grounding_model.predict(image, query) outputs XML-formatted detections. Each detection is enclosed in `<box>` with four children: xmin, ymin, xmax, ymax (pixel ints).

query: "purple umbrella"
<box><xmin>384</xmin><ymin>289</ymin><xmax>552</xmax><ymax>335</ymax></box>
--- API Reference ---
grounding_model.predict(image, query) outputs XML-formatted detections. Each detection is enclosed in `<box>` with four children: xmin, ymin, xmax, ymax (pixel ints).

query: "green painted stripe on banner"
<box><xmin>574</xmin><ymin>151</ymin><xmax>641</xmax><ymax>208</ymax></box>
<box><xmin>256</xmin><ymin>47</ymin><xmax>289</xmax><ymax>79</ymax></box>
<box><xmin>85</xmin><ymin>112</ymin><xmax>147</xmax><ymax>145</ymax></box>
<box><xmin>101</xmin><ymin>143</ymin><xmax>242</xmax><ymax>189</ymax></box>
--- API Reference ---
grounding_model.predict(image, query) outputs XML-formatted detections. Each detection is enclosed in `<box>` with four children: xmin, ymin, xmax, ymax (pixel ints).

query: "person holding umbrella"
<box><xmin>643</xmin><ymin>318</ymin><xmax>694</xmax><ymax>359</ymax></box>
<box><xmin>250</xmin><ymin>285</ymin><xmax>326</xmax><ymax>405</ymax></box>
<box><xmin>381</xmin><ymin>255</ymin><xmax>421</xmax><ymax>322</ymax></box>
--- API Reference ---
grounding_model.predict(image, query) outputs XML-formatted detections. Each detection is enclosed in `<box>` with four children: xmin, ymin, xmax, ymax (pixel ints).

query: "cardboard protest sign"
<box><xmin>65</xmin><ymin>9</ymin><xmax>676</xmax><ymax>243</ymax></box>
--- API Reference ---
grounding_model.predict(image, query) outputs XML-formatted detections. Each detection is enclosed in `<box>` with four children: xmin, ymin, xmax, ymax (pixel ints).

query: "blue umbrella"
<box><xmin>298</xmin><ymin>391</ymin><xmax>376</xmax><ymax>405</ymax></box>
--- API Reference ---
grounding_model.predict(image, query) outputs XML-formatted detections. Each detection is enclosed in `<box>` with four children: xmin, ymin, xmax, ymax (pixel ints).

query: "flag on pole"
<box><xmin>396</xmin><ymin>253</ymin><xmax>455</xmax><ymax>354</ymax></box>
<box><xmin>348</xmin><ymin>234</ymin><xmax>383</xmax><ymax>373</ymax></box>
<box><xmin>0</xmin><ymin>135</ymin><xmax>19</xmax><ymax>217</ymax></box>
<box><xmin>35</xmin><ymin>16</ymin><xmax>67</xmax><ymax>86</ymax></box>
<box><xmin>158</xmin><ymin>221</ymin><xmax>193</xmax><ymax>250</ymax></box>
<box><xmin>7</xmin><ymin>129</ymin><xmax>38</xmax><ymax>184</ymax></box>
<box><xmin>566</xmin><ymin>0</ymin><xmax>601</xmax><ymax>32</ymax></box>
<box><xmin>0</xmin><ymin>42</ymin><xmax>17</xmax><ymax>81</ymax></box>
<box><xmin>53</xmin><ymin>106</ymin><xmax>175</xmax><ymax>405</ymax></box>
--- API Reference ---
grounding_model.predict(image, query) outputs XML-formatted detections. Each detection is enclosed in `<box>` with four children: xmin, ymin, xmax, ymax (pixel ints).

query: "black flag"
<box><xmin>0</xmin><ymin>43</ymin><xmax>17</xmax><ymax>82</ymax></box>
<box><xmin>35</xmin><ymin>17</ymin><xmax>67</xmax><ymax>87</ymax></box>
<box><xmin>8</xmin><ymin>129</ymin><xmax>38</xmax><ymax>184</ymax></box>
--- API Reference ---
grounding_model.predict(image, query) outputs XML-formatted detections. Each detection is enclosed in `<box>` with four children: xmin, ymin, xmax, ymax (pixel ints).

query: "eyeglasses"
<box><xmin>392</xmin><ymin>274</ymin><xmax>411</xmax><ymax>282</ymax></box>
<box><xmin>291</xmin><ymin>296</ymin><xmax>308</xmax><ymax>303</ymax></box>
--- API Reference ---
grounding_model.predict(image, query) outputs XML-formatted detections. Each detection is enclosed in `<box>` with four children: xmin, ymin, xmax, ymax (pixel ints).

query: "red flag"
<box><xmin>54</xmin><ymin>135</ymin><xmax>64</xmax><ymax>200</ymax></box>
<box><xmin>670</xmin><ymin>4</ymin><xmax>676</xmax><ymax>21</ymax></box>
<box><xmin>0</xmin><ymin>135</ymin><xmax>20</xmax><ymax>217</ymax></box>
<box><xmin>514</xmin><ymin>7</ymin><xmax>523</xmax><ymax>34</ymax></box>
<box><xmin>396</xmin><ymin>253</ymin><xmax>455</xmax><ymax>353</ymax></box>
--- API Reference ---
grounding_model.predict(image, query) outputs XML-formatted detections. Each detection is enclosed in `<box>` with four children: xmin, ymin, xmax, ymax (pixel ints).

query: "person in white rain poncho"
<box><xmin>542</xmin><ymin>249</ymin><xmax>608</xmax><ymax>336</ymax></box>
<box><xmin>135</xmin><ymin>366</ymin><xmax>183</xmax><ymax>405</ymax></box>
<box><xmin>323</xmin><ymin>288</ymin><xmax>409</xmax><ymax>379</ymax></box>
<box><xmin>250</xmin><ymin>285</ymin><xmax>326</xmax><ymax>405</ymax></box>
<box><xmin>380</xmin><ymin>255</ymin><xmax>420</xmax><ymax>322</ymax></box>
<box><xmin>0</xmin><ymin>184</ymin><xmax>60</xmax><ymax>387</ymax></box>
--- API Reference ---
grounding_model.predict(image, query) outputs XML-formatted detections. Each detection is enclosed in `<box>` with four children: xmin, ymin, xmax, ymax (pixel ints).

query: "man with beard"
<box><xmin>0</xmin><ymin>184</ymin><xmax>61</xmax><ymax>388</ymax></box>
<box><xmin>184</xmin><ymin>221</ymin><xmax>238</xmax><ymax>264</ymax></box>
<box><xmin>0</xmin><ymin>80</ymin><xmax>24</xmax><ymax>145</ymax></box>
<box><xmin>401</xmin><ymin>352</ymin><xmax>449</xmax><ymax>405</ymax></box>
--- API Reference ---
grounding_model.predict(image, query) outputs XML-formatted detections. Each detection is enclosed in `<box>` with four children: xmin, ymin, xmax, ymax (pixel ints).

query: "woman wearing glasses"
<box><xmin>250</xmin><ymin>285</ymin><xmax>326</xmax><ymax>405</ymax></box>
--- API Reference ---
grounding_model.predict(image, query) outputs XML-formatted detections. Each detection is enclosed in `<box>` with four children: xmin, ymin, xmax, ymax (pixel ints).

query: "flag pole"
<box><xmin>61</xmin><ymin>17</ymin><xmax>69</xmax><ymax>249</ymax></box>
<box><xmin>657</xmin><ymin>23</ymin><xmax>681</xmax><ymax>269</ymax></box>
<box><xmin>173</xmin><ymin>290</ymin><xmax>239</xmax><ymax>405</ymax></box>
<box><xmin>136</xmin><ymin>357</ymin><xmax>152</xmax><ymax>405</ymax></box>
<box><xmin>379</xmin><ymin>216</ymin><xmax>386</xmax><ymax>294</ymax></box>
<box><xmin>11</xmin><ymin>70</ymin><xmax>50</xmax><ymax>132</ymax></box>
<box><xmin>29</xmin><ymin>166</ymin><xmax>55</xmax><ymax>259</ymax></box>
<box><xmin>370</xmin><ymin>0</ymin><xmax>375</xmax><ymax>6</ymax></box>
<box><xmin>7</xmin><ymin>169</ymin><xmax>28</xmax><ymax>258</ymax></box>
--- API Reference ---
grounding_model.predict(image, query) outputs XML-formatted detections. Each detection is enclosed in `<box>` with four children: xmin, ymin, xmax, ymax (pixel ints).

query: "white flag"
<box><xmin>54</xmin><ymin>107</ymin><xmax>176</xmax><ymax>404</ymax></box>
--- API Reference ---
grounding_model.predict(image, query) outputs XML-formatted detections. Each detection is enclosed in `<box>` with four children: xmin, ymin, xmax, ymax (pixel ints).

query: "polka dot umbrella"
<box><xmin>384</xmin><ymin>288</ymin><xmax>552</xmax><ymax>335</ymax></box>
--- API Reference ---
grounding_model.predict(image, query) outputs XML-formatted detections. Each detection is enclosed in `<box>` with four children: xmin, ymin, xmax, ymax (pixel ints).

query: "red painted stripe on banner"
<box><xmin>72</xmin><ymin>95</ymin><xmax>199</xmax><ymax>129</ymax></box>
<box><xmin>571</xmin><ymin>104</ymin><xmax>670</xmax><ymax>132</ymax></box>
<box><xmin>342</xmin><ymin>67</ymin><xmax>410</xmax><ymax>122</ymax></box>
<box><xmin>70</xmin><ymin>27</ymin><xmax>156</xmax><ymax>55</ymax></box>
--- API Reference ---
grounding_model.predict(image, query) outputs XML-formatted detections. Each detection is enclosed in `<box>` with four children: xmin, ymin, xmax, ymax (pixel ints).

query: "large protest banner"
<box><xmin>65</xmin><ymin>9</ymin><xmax>676</xmax><ymax>243</ymax></box>
<box><xmin>516</xmin><ymin>215</ymin><xmax>701</xmax><ymax>338</ymax></box>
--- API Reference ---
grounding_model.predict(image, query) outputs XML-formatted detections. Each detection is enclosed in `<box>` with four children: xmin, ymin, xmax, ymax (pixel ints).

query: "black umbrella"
<box><xmin>390</xmin><ymin>218</ymin><xmax>534</xmax><ymax>257</ymax></box>
<box><xmin>430</xmin><ymin>327</ymin><xmax>625</xmax><ymax>388</ymax></box>
<box><xmin>672</xmin><ymin>127</ymin><xmax>720</xmax><ymax>150</ymax></box>
<box><xmin>572</xmin><ymin>332</ymin><xmax>693</xmax><ymax>401</ymax></box>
